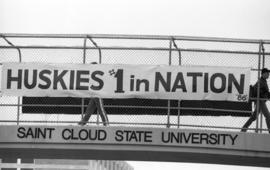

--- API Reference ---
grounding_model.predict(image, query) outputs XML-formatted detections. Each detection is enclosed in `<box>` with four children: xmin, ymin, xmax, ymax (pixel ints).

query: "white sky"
<box><xmin>1</xmin><ymin>0</ymin><xmax>270</xmax><ymax>39</ymax></box>
<box><xmin>1</xmin><ymin>0</ymin><xmax>270</xmax><ymax>170</ymax></box>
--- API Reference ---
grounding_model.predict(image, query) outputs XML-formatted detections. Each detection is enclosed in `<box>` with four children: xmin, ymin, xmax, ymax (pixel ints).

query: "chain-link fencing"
<box><xmin>0</xmin><ymin>34</ymin><xmax>270</xmax><ymax>133</ymax></box>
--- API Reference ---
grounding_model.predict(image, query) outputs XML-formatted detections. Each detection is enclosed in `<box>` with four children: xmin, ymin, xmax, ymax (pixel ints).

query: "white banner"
<box><xmin>0</xmin><ymin>62</ymin><xmax>251</xmax><ymax>101</ymax></box>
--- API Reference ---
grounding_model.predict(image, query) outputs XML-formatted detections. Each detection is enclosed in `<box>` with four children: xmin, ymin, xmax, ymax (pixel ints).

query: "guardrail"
<box><xmin>0</xmin><ymin>33</ymin><xmax>270</xmax><ymax>133</ymax></box>
<box><xmin>0</xmin><ymin>160</ymin><xmax>133</xmax><ymax>170</ymax></box>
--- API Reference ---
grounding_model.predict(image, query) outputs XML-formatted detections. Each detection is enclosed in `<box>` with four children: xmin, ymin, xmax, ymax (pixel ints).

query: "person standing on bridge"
<box><xmin>78</xmin><ymin>62</ymin><xmax>109</xmax><ymax>126</ymax></box>
<box><xmin>241</xmin><ymin>68</ymin><xmax>270</xmax><ymax>133</ymax></box>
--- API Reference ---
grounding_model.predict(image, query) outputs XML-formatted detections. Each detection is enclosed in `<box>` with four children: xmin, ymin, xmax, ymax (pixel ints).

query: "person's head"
<box><xmin>261</xmin><ymin>68</ymin><xmax>270</xmax><ymax>79</ymax></box>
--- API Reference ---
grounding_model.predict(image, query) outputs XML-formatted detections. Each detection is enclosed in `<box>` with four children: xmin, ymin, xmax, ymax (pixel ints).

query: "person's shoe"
<box><xmin>241</xmin><ymin>128</ymin><xmax>247</xmax><ymax>132</ymax></box>
<box><xmin>78</xmin><ymin>121</ymin><xmax>86</xmax><ymax>126</ymax></box>
<box><xmin>103</xmin><ymin>122</ymin><xmax>109</xmax><ymax>126</ymax></box>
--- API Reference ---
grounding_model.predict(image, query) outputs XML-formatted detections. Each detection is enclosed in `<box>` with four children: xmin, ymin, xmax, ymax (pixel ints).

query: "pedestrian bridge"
<box><xmin>1</xmin><ymin>33</ymin><xmax>270</xmax><ymax>168</ymax></box>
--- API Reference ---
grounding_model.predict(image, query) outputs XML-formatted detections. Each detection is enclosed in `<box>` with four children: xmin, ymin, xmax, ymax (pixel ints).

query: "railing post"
<box><xmin>1</xmin><ymin>35</ymin><xmax>22</xmax><ymax>125</ymax></box>
<box><xmin>255</xmin><ymin>41</ymin><xmax>263</xmax><ymax>133</ymax></box>
<box><xmin>98</xmin><ymin>48</ymin><xmax>102</xmax><ymax>64</ymax></box>
<box><xmin>259</xmin><ymin>41</ymin><xmax>265</xmax><ymax>133</ymax></box>
<box><xmin>166</xmin><ymin>40</ymin><xmax>172</xmax><ymax>128</ymax></box>
<box><xmin>83</xmin><ymin>37</ymin><xmax>87</xmax><ymax>64</ymax></box>
<box><xmin>87</xmin><ymin>36</ymin><xmax>103</xmax><ymax>125</ymax></box>
<box><xmin>81</xmin><ymin>37</ymin><xmax>87</xmax><ymax>123</ymax></box>
<box><xmin>172</xmin><ymin>37</ymin><xmax>182</xmax><ymax>128</ymax></box>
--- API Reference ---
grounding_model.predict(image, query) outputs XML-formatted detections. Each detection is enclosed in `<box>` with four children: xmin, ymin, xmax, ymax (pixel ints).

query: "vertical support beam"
<box><xmin>259</xmin><ymin>42</ymin><xmax>265</xmax><ymax>133</ymax></box>
<box><xmin>17</xmin><ymin>97</ymin><xmax>20</xmax><ymax>125</ymax></box>
<box><xmin>15</xmin><ymin>46</ymin><xmax>21</xmax><ymax>126</ymax></box>
<box><xmin>172</xmin><ymin>38</ymin><xmax>182</xmax><ymax>128</ymax></box>
<box><xmin>262</xmin><ymin>43</ymin><xmax>265</xmax><ymax>68</ymax></box>
<box><xmin>81</xmin><ymin>37</ymin><xmax>87</xmax><ymax>123</ymax></box>
<box><xmin>177</xmin><ymin>100</ymin><xmax>181</xmax><ymax>128</ymax></box>
<box><xmin>169</xmin><ymin>40</ymin><xmax>172</xmax><ymax>66</ymax></box>
<box><xmin>87</xmin><ymin>36</ymin><xmax>102</xmax><ymax>125</ymax></box>
<box><xmin>98</xmin><ymin>48</ymin><xmax>102</xmax><ymax>64</ymax></box>
<box><xmin>83</xmin><ymin>37</ymin><xmax>87</xmax><ymax>64</ymax></box>
<box><xmin>97</xmin><ymin>48</ymin><xmax>102</xmax><ymax>126</ymax></box>
<box><xmin>167</xmin><ymin>40</ymin><xmax>172</xmax><ymax>128</ymax></box>
<box><xmin>0</xmin><ymin>35</ymin><xmax>22</xmax><ymax>125</ymax></box>
<box><xmin>255</xmin><ymin>41</ymin><xmax>262</xmax><ymax>133</ymax></box>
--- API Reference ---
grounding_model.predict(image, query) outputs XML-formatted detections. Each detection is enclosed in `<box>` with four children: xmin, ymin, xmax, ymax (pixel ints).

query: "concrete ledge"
<box><xmin>1</xmin><ymin>147</ymin><xmax>270</xmax><ymax>168</ymax></box>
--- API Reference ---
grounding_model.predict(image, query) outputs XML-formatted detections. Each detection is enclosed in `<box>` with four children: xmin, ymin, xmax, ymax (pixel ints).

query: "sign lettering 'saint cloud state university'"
<box><xmin>2</xmin><ymin>125</ymin><xmax>270</xmax><ymax>152</ymax></box>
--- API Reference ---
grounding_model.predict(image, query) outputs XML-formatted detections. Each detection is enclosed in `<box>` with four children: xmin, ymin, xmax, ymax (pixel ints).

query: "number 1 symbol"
<box><xmin>113</xmin><ymin>69</ymin><xmax>125</xmax><ymax>93</ymax></box>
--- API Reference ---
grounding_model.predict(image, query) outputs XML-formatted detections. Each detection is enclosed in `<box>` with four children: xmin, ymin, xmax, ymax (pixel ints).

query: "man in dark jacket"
<box><xmin>241</xmin><ymin>68</ymin><xmax>270</xmax><ymax>133</ymax></box>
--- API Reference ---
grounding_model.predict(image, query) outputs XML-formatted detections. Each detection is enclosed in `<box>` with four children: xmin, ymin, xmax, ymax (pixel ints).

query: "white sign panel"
<box><xmin>0</xmin><ymin>125</ymin><xmax>270</xmax><ymax>152</ymax></box>
<box><xmin>0</xmin><ymin>62</ymin><xmax>250</xmax><ymax>101</ymax></box>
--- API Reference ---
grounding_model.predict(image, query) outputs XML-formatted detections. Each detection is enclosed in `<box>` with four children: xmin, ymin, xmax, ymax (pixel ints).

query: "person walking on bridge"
<box><xmin>79</xmin><ymin>97</ymin><xmax>109</xmax><ymax>126</ymax></box>
<box><xmin>241</xmin><ymin>68</ymin><xmax>270</xmax><ymax>133</ymax></box>
<box><xmin>78</xmin><ymin>62</ymin><xmax>109</xmax><ymax>126</ymax></box>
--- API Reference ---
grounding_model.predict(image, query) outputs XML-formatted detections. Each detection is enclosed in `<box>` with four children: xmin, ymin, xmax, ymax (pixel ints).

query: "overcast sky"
<box><xmin>1</xmin><ymin>0</ymin><xmax>270</xmax><ymax>170</ymax></box>
<box><xmin>1</xmin><ymin>0</ymin><xmax>270</xmax><ymax>40</ymax></box>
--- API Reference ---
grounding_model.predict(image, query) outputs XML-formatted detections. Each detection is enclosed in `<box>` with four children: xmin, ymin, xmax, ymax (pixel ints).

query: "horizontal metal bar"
<box><xmin>0</xmin><ymin>120</ymin><xmax>240</xmax><ymax>129</ymax></box>
<box><xmin>179</xmin><ymin>107</ymin><xmax>252</xmax><ymax>113</ymax></box>
<box><xmin>0</xmin><ymin>45</ymin><xmax>267</xmax><ymax>55</ymax></box>
<box><xmin>1</xmin><ymin>33</ymin><xmax>270</xmax><ymax>44</ymax></box>
<box><xmin>0</xmin><ymin>120</ymin><xmax>169</xmax><ymax>126</ymax></box>
<box><xmin>0</xmin><ymin>120</ymin><xmax>80</xmax><ymax>123</ymax></box>
<box><xmin>0</xmin><ymin>163</ymin><xmax>90</xmax><ymax>169</ymax></box>
<box><xmin>0</xmin><ymin>120</ymin><xmax>268</xmax><ymax>132</ymax></box>
<box><xmin>178</xmin><ymin>123</ymin><xmax>270</xmax><ymax>132</ymax></box>
<box><xmin>0</xmin><ymin>103</ymin><xmax>88</xmax><ymax>107</ymax></box>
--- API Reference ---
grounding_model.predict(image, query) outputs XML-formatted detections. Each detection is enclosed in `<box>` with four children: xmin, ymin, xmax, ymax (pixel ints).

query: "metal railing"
<box><xmin>0</xmin><ymin>160</ymin><xmax>134</xmax><ymax>170</ymax></box>
<box><xmin>0</xmin><ymin>33</ymin><xmax>270</xmax><ymax>132</ymax></box>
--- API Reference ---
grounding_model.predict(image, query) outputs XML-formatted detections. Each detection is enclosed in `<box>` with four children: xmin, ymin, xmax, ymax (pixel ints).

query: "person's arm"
<box><xmin>260</xmin><ymin>80</ymin><xmax>270</xmax><ymax>99</ymax></box>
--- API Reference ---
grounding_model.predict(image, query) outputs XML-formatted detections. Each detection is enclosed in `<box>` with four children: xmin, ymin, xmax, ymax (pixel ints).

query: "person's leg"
<box><xmin>241</xmin><ymin>103</ymin><xmax>258</xmax><ymax>132</ymax></box>
<box><xmin>95</xmin><ymin>98</ymin><xmax>109</xmax><ymax>126</ymax></box>
<box><xmin>260</xmin><ymin>102</ymin><xmax>270</xmax><ymax>133</ymax></box>
<box><xmin>79</xmin><ymin>99</ymin><xmax>97</xmax><ymax>125</ymax></box>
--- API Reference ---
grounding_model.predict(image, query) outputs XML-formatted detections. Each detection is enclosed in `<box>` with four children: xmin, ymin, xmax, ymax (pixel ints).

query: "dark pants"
<box><xmin>241</xmin><ymin>101</ymin><xmax>270</xmax><ymax>133</ymax></box>
<box><xmin>79</xmin><ymin>98</ymin><xmax>109</xmax><ymax>126</ymax></box>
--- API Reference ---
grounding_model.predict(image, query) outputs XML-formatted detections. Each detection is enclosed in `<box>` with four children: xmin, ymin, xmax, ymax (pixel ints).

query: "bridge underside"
<box><xmin>1</xmin><ymin>144</ymin><xmax>270</xmax><ymax>168</ymax></box>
